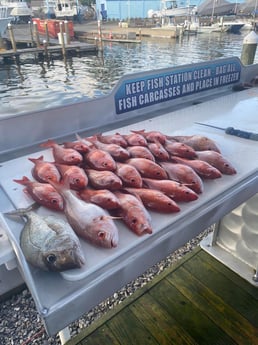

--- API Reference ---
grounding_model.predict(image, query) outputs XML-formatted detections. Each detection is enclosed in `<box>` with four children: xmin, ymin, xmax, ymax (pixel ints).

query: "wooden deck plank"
<box><xmin>184</xmin><ymin>251</ymin><xmax>258</xmax><ymax>326</ymax></box>
<box><xmin>129</xmin><ymin>293</ymin><xmax>198</xmax><ymax>345</ymax></box>
<box><xmin>149</xmin><ymin>278</ymin><xmax>236</xmax><ymax>345</ymax></box>
<box><xmin>66</xmin><ymin>248</ymin><xmax>258</xmax><ymax>345</ymax></box>
<box><xmin>197</xmin><ymin>250</ymin><xmax>258</xmax><ymax>299</ymax></box>
<box><xmin>167</xmin><ymin>267</ymin><xmax>258</xmax><ymax>345</ymax></box>
<box><xmin>106</xmin><ymin>307</ymin><xmax>159</xmax><ymax>345</ymax></box>
<box><xmin>77</xmin><ymin>325</ymin><xmax>120</xmax><ymax>345</ymax></box>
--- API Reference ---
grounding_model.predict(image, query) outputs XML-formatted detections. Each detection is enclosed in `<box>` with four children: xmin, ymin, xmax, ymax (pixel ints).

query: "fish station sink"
<box><xmin>0</xmin><ymin>57</ymin><xmax>258</xmax><ymax>343</ymax></box>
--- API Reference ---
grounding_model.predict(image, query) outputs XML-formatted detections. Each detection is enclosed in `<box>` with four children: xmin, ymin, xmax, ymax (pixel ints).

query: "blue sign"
<box><xmin>114</xmin><ymin>58</ymin><xmax>242</xmax><ymax>114</ymax></box>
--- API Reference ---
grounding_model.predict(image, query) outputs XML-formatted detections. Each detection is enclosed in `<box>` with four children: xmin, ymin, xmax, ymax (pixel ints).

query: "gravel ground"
<box><xmin>0</xmin><ymin>227</ymin><xmax>213</xmax><ymax>345</ymax></box>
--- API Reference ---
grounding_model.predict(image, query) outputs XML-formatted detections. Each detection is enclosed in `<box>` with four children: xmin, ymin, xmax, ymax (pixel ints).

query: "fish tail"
<box><xmin>40</xmin><ymin>139</ymin><xmax>56</xmax><ymax>148</ymax></box>
<box><xmin>28</xmin><ymin>155</ymin><xmax>44</xmax><ymax>164</ymax></box>
<box><xmin>131</xmin><ymin>129</ymin><xmax>145</xmax><ymax>134</ymax></box>
<box><xmin>13</xmin><ymin>176</ymin><xmax>30</xmax><ymax>186</ymax></box>
<box><xmin>4</xmin><ymin>202</ymin><xmax>40</xmax><ymax>217</ymax></box>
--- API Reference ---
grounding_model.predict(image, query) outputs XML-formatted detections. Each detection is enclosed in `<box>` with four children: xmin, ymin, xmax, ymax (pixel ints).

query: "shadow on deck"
<box><xmin>67</xmin><ymin>247</ymin><xmax>258</xmax><ymax>345</ymax></box>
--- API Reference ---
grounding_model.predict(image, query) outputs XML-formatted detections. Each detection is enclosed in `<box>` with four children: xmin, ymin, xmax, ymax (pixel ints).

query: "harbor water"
<box><xmin>0</xmin><ymin>30</ymin><xmax>257</xmax><ymax>117</ymax></box>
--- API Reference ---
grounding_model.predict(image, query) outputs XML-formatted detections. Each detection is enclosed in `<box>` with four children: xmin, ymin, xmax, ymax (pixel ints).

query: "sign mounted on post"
<box><xmin>114</xmin><ymin>57</ymin><xmax>242</xmax><ymax>114</ymax></box>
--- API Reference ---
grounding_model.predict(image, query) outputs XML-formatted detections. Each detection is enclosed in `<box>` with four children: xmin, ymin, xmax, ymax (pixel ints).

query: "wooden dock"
<box><xmin>0</xmin><ymin>24</ymin><xmax>98</xmax><ymax>61</ymax></box>
<box><xmin>66</xmin><ymin>247</ymin><xmax>258</xmax><ymax>345</ymax></box>
<box><xmin>0</xmin><ymin>42</ymin><xmax>97</xmax><ymax>60</ymax></box>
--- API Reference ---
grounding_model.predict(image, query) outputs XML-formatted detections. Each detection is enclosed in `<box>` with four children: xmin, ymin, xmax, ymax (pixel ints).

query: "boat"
<box><xmin>147</xmin><ymin>0</ymin><xmax>196</xmax><ymax>19</ymax></box>
<box><xmin>221</xmin><ymin>19</ymin><xmax>245</xmax><ymax>33</ymax></box>
<box><xmin>0</xmin><ymin>0</ymin><xmax>32</xmax><ymax>23</ymax></box>
<box><xmin>0</xmin><ymin>5</ymin><xmax>13</xmax><ymax>37</ymax></box>
<box><xmin>54</xmin><ymin>0</ymin><xmax>80</xmax><ymax>19</ymax></box>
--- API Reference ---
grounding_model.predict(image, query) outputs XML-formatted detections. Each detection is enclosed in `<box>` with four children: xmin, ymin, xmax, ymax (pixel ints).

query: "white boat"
<box><xmin>148</xmin><ymin>0</ymin><xmax>196</xmax><ymax>18</ymax></box>
<box><xmin>1</xmin><ymin>0</ymin><xmax>32</xmax><ymax>22</ymax></box>
<box><xmin>0</xmin><ymin>6</ymin><xmax>13</xmax><ymax>37</ymax></box>
<box><xmin>54</xmin><ymin>0</ymin><xmax>79</xmax><ymax>19</ymax></box>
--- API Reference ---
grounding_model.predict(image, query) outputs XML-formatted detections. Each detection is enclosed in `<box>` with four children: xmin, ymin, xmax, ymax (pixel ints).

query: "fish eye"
<box><xmin>98</xmin><ymin>231</ymin><xmax>106</xmax><ymax>240</ymax></box>
<box><xmin>51</xmin><ymin>199</ymin><xmax>58</xmax><ymax>204</ymax></box>
<box><xmin>47</xmin><ymin>254</ymin><xmax>57</xmax><ymax>264</ymax></box>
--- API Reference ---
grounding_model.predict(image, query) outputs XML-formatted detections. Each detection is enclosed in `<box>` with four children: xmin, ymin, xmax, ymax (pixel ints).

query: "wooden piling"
<box><xmin>64</xmin><ymin>20</ymin><xmax>71</xmax><ymax>45</ymax></box>
<box><xmin>59</xmin><ymin>21</ymin><xmax>66</xmax><ymax>56</ymax></box>
<box><xmin>33</xmin><ymin>21</ymin><xmax>41</xmax><ymax>48</ymax></box>
<box><xmin>97</xmin><ymin>20</ymin><xmax>103</xmax><ymax>51</ymax></box>
<box><xmin>44</xmin><ymin>21</ymin><xmax>50</xmax><ymax>45</ymax></box>
<box><xmin>28</xmin><ymin>21</ymin><xmax>34</xmax><ymax>47</ymax></box>
<box><xmin>7</xmin><ymin>24</ymin><xmax>17</xmax><ymax>52</ymax></box>
<box><xmin>241</xmin><ymin>31</ymin><xmax>258</xmax><ymax>65</ymax></box>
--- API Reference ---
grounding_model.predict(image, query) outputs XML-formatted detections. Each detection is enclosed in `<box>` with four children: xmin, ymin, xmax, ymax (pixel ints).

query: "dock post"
<box><xmin>64</xmin><ymin>20</ymin><xmax>71</xmax><ymax>45</ymax></box>
<box><xmin>28</xmin><ymin>21</ymin><xmax>34</xmax><ymax>46</ymax></box>
<box><xmin>97</xmin><ymin>20</ymin><xmax>103</xmax><ymax>51</ymax></box>
<box><xmin>139</xmin><ymin>28</ymin><xmax>142</xmax><ymax>40</ymax></box>
<box><xmin>44</xmin><ymin>21</ymin><xmax>50</xmax><ymax>46</ymax></box>
<box><xmin>7</xmin><ymin>23</ymin><xmax>17</xmax><ymax>52</ymax></box>
<box><xmin>43</xmin><ymin>39</ymin><xmax>48</xmax><ymax>60</ymax></box>
<box><xmin>33</xmin><ymin>21</ymin><xmax>41</xmax><ymax>48</ymax></box>
<box><xmin>241</xmin><ymin>31</ymin><xmax>258</xmax><ymax>65</ymax></box>
<box><xmin>59</xmin><ymin>21</ymin><xmax>66</xmax><ymax>57</ymax></box>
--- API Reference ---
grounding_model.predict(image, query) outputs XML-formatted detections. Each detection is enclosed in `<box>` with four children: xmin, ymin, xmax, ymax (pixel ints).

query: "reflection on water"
<box><xmin>0</xmin><ymin>32</ymin><xmax>257</xmax><ymax>116</ymax></box>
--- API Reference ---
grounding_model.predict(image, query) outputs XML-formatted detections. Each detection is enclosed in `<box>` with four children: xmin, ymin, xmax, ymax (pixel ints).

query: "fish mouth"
<box><xmin>111</xmin><ymin>235</ymin><xmax>119</xmax><ymax>248</ymax></box>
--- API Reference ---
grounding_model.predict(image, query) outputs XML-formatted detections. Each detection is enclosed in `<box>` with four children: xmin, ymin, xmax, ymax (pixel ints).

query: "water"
<box><xmin>0</xmin><ymin>31</ymin><xmax>257</xmax><ymax>116</ymax></box>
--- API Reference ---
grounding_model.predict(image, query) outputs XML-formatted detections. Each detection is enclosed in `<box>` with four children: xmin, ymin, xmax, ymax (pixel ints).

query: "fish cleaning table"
<box><xmin>0</xmin><ymin>57</ymin><xmax>258</xmax><ymax>342</ymax></box>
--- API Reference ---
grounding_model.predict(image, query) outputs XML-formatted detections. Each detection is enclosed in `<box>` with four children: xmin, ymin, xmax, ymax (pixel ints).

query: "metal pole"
<box><xmin>7</xmin><ymin>23</ymin><xmax>17</xmax><ymax>52</ymax></box>
<box><xmin>241</xmin><ymin>31</ymin><xmax>258</xmax><ymax>65</ymax></box>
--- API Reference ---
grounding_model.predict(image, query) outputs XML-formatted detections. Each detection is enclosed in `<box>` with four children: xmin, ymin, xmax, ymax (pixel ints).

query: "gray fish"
<box><xmin>5</xmin><ymin>204</ymin><xmax>85</xmax><ymax>272</ymax></box>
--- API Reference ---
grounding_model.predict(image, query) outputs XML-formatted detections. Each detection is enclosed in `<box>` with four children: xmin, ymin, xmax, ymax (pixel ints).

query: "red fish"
<box><xmin>147</xmin><ymin>140</ymin><xmax>170</xmax><ymax>161</ymax></box>
<box><xmin>127</xmin><ymin>146</ymin><xmax>155</xmax><ymax>161</ymax></box>
<box><xmin>85</xmin><ymin>169</ymin><xmax>123</xmax><ymax>190</ymax></box>
<box><xmin>123</xmin><ymin>133</ymin><xmax>148</xmax><ymax>146</ymax></box>
<box><xmin>159</xmin><ymin>162</ymin><xmax>204</xmax><ymax>194</ymax></box>
<box><xmin>62</xmin><ymin>137</ymin><xmax>92</xmax><ymax>153</ymax></box>
<box><xmin>167</xmin><ymin>135</ymin><xmax>221</xmax><ymax>153</ymax></box>
<box><xmin>124</xmin><ymin>188</ymin><xmax>180</xmax><ymax>213</ymax></box>
<box><xmin>55</xmin><ymin>164</ymin><xmax>88</xmax><ymax>190</ymax></box>
<box><xmin>96</xmin><ymin>133</ymin><xmax>128</xmax><ymax>147</ymax></box>
<box><xmin>13</xmin><ymin>176</ymin><xmax>64</xmax><ymax>211</ymax></box>
<box><xmin>115</xmin><ymin>162</ymin><xmax>143</xmax><ymax>188</ymax></box>
<box><xmin>40</xmin><ymin>139</ymin><xmax>83</xmax><ymax>165</ymax></box>
<box><xmin>78</xmin><ymin>189</ymin><xmax>121</xmax><ymax>210</ymax></box>
<box><xmin>126</xmin><ymin>158</ymin><xmax>167</xmax><ymax>179</ymax></box>
<box><xmin>87</xmin><ymin>135</ymin><xmax>130</xmax><ymax>161</ymax></box>
<box><xmin>171</xmin><ymin>156</ymin><xmax>222</xmax><ymax>179</ymax></box>
<box><xmin>131</xmin><ymin>129</ymin><xmax>167</xmax><ymax>144</ymax></box>
<box><xmin>142</xmin><ymin>178</ymin><xmax>198</xmax><ymax>202</ymax></box>
<box><xmin>49</xmin><ymin>177</ymin><xmax>119</xmax><ymax>248</ymax></box>
<box><xmin>29</xmin><ymin>155</ymin><xmax>61</xmax><ymax>183</ymax></box>
<box><xmin>84</xmin><ymin>148</ymin><xmax>117</xmax><ymax>171</ymax></box>
<box><xmin>113</xmin><ymin>191</ymin><xmax>152</xmax><ymax>235</ymax></box>
<box><xmin>196</xmin><ymin>151</ymin><xmax>237</xmax><ymax>175</ymax></box>
<box><xmin>164</xmin><ymin>140</ymin><xmax>197</xmax><ymax>159</ymax></box>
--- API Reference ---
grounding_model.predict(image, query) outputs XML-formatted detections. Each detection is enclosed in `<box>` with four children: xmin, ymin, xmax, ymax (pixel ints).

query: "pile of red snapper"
<box><xmin>13</xmin><ymin>129</ymin><xmax>237</xmax><ymax>254</ymax></box>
